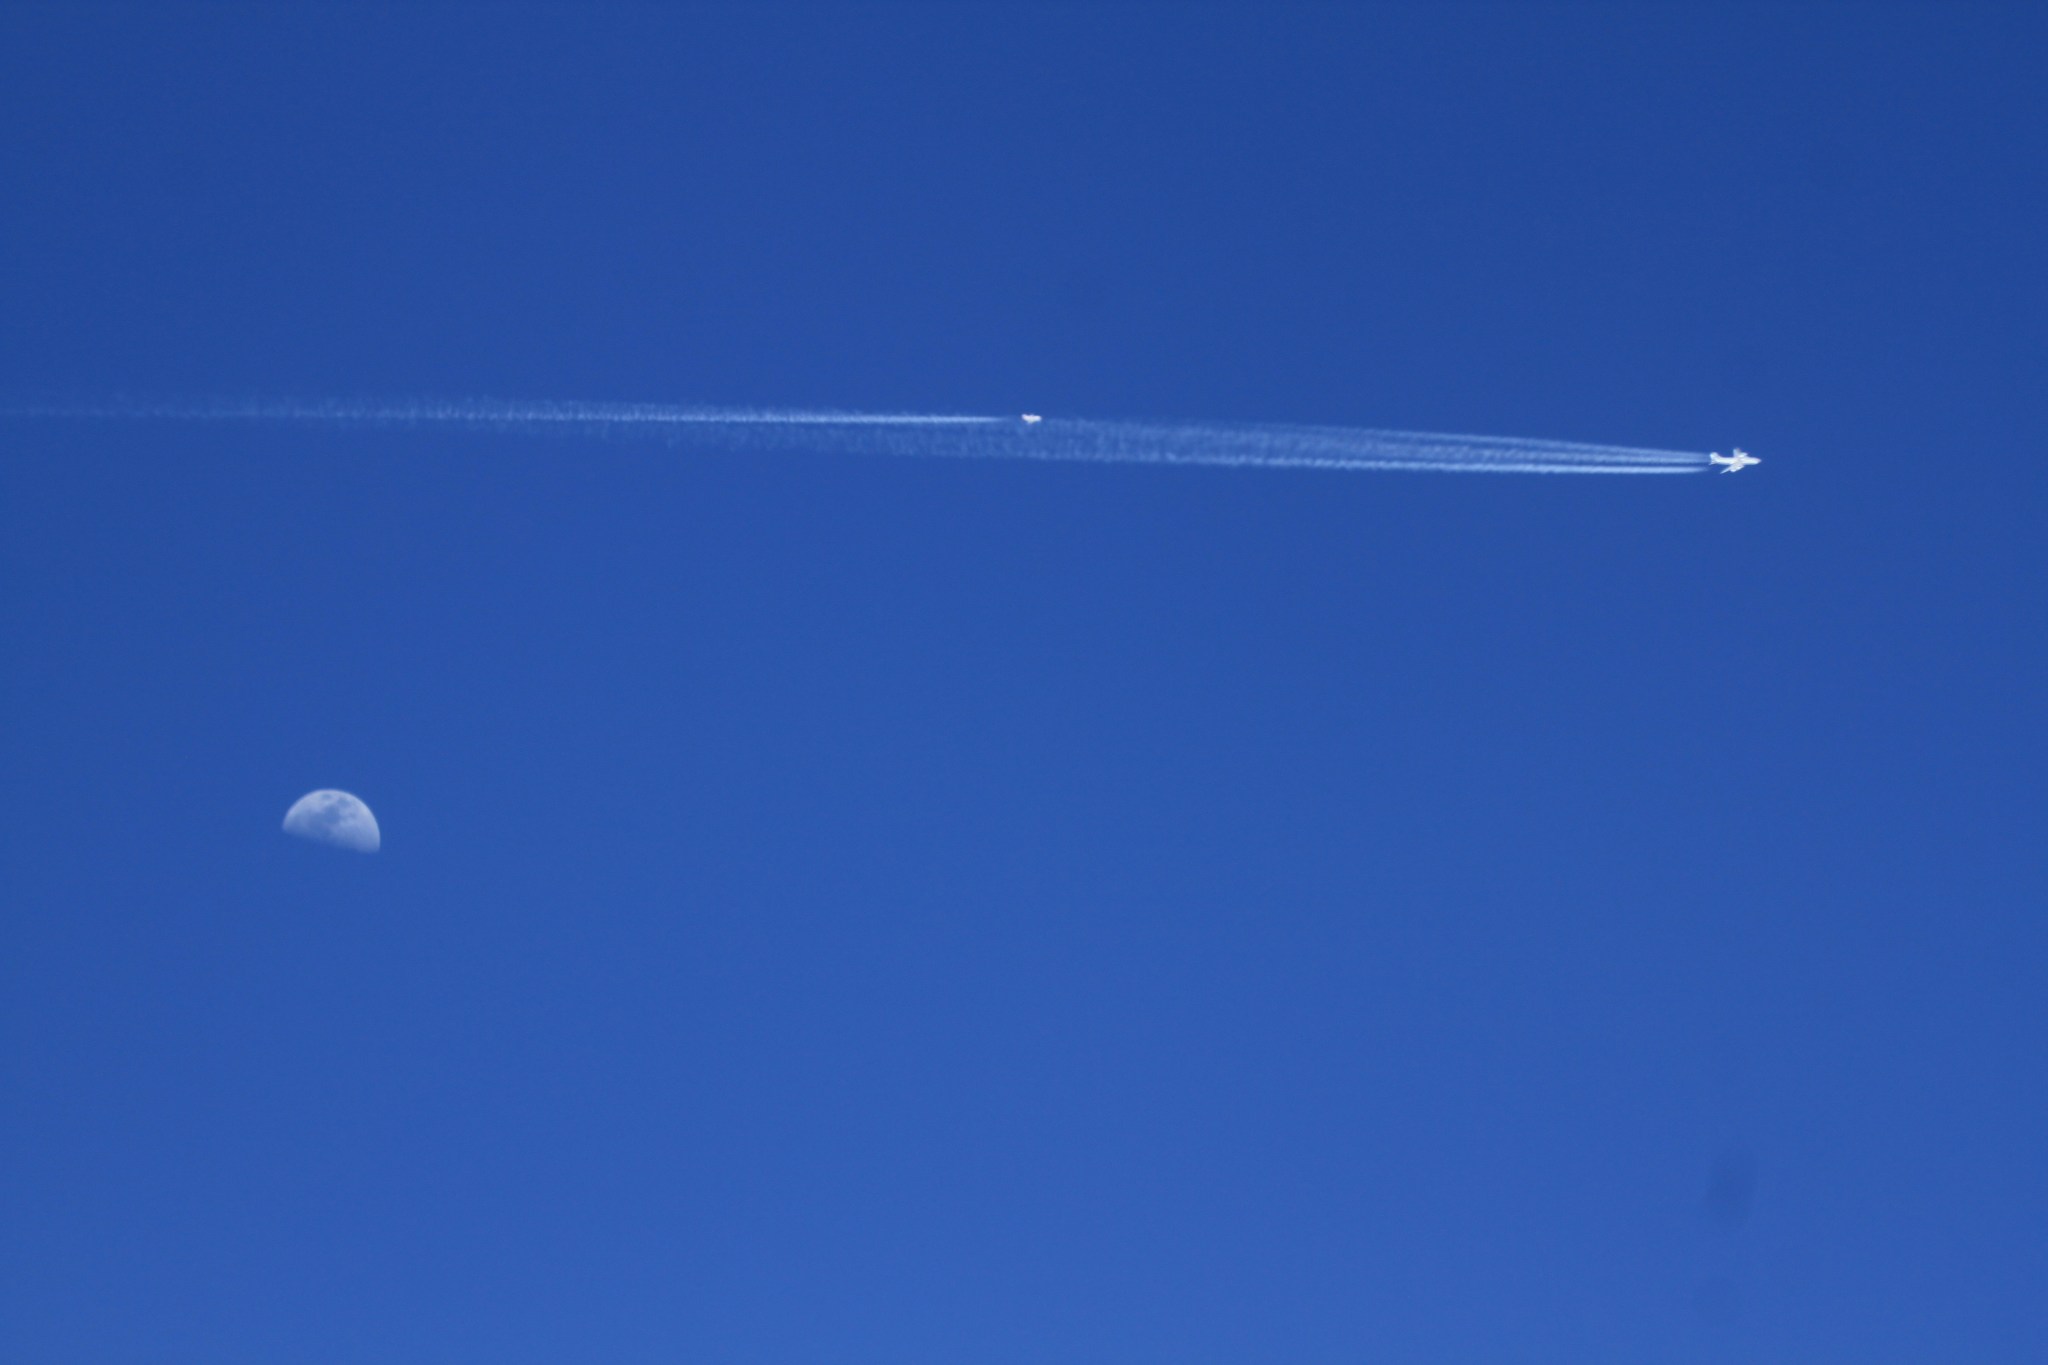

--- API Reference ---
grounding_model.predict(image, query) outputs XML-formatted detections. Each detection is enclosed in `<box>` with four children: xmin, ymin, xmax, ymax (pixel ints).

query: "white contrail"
<box><xmin>4</xmin><ymin>398</ymin><xmax>1711</xmax><ymax>475</ymax></box>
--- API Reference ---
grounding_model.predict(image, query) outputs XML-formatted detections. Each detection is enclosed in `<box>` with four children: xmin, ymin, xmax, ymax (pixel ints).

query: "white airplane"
<box><xmin>1020</xmin><ymin>413</ymin><xmax>1043</xmax><ymax>424</ymax></box>
<box><xmin>1709</xmin><ymin>448</ymin><xmax>1759</xmax><ymax>473</ymax></box>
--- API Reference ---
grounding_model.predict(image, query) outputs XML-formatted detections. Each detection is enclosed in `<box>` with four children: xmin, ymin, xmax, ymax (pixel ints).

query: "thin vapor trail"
<box><xmin>5</xmin><ymin>398</ymin><xmax>1711</xmax><ymax>475</ymax></box>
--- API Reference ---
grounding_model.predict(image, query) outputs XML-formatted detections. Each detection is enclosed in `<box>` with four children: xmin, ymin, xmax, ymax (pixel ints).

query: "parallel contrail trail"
<box><xmin>5</xmin><ymin>398</ymin><xmax>1711</xmax><ymax>475</ymax></box>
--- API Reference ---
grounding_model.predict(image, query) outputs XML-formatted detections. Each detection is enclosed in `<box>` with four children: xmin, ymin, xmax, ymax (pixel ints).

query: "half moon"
<box><xmin>282</xmin><ymin>789</ymin><xmax>381</xmax><ymax>853</ymax></box>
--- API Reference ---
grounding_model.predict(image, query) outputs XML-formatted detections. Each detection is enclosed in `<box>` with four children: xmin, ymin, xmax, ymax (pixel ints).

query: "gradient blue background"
<box><xmin>4</xmin><ymin>4</ymin><xmax>2044</xmax><ymax>1360</ymax></box>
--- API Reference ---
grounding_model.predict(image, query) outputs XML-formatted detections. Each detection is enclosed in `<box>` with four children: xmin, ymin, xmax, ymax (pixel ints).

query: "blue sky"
<box><xmin>3</xmin><ymin>3</ymin><xmax>2044</xmax><ymax>1360</ymax></box>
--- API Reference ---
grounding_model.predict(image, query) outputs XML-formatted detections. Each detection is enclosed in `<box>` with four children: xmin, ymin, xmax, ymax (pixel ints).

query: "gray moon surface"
<box><xmin>282</xmin><ymin>789</ymin><xmax>381</xmax><ymax>853</ymax></box>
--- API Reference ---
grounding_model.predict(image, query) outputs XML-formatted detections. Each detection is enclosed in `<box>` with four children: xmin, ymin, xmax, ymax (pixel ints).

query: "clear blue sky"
<box><xmin>3</xmin><ymin>4</ymin><xmax>2044</xmax><ymax>1360</ymax></box>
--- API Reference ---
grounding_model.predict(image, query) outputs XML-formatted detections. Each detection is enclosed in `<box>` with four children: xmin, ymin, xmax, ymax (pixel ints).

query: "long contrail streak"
<box><xmin>6</xmin><ymin>398</ymin><xmax>1712</xmax><ymax>475</ymax></box>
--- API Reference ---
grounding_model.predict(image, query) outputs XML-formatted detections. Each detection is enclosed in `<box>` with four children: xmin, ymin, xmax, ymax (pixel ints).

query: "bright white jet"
<box><xmin>1709</xmin><ymin>448</ymin><xmax>1759</xmax><ymax>473</ymax></box>
<box><xmin>1021</xmin><ymin>413</ymin><xmax>1043</xmax><ymax>424</ymax></box>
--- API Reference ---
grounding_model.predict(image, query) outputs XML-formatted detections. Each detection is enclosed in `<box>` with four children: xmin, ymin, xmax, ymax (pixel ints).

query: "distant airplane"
<box><xmin>1020</xmin><ymin>413</ymin><xmax>1042</xmax><ymax>424</ymax></box>
<box><xmin>1709</xmin><ymin>448</ymin><xmax>1759</xmax><ymax>473</ymax></box>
